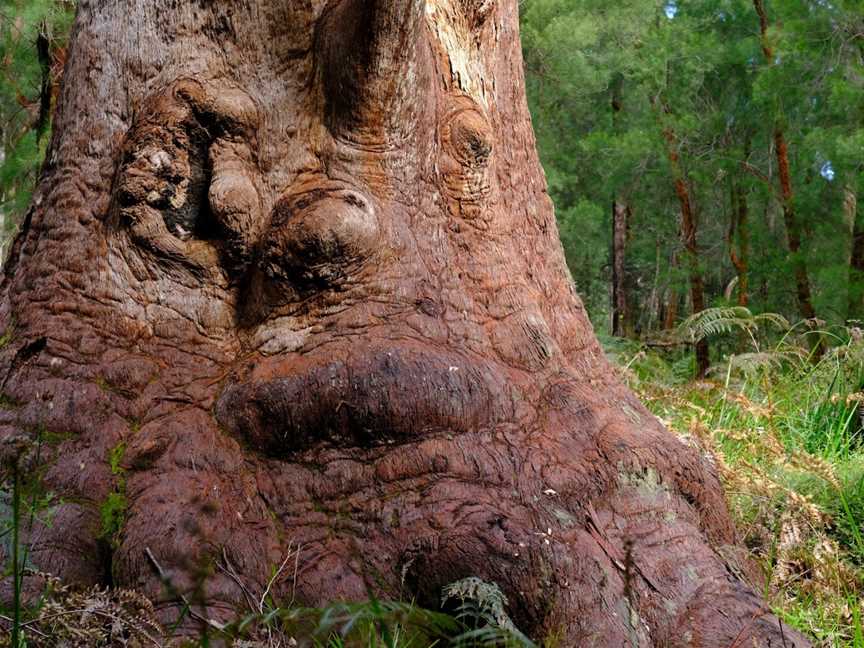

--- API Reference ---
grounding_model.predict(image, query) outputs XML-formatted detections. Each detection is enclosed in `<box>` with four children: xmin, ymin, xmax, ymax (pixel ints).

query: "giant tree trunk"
<box><xmin>0</xmin><ymin>1</ymin><xmax>808</xmax><ymax>645</ymax></box>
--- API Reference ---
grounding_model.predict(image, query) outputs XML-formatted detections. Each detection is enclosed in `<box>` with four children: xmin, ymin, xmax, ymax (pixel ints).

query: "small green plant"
<box><xmin>109</xmin><ymin>441</ymin><xmax>127</xmax><ymax>475</ymax></box>
<box><xmin>99</xmin><ymin>492</ymin><xmax>127</xmax><ymax>547</ymax></box>
<box><xmin>223</xmin><ymin>597</ymin><xmax>535</xmax><ymax>648</ymax></box>
<box><xmin>677</xmin><ymin>306</ymin><xmax>790</xmax><ymax>348</ymax></box>
<box><xmin>0</xmin><ymin>431</ymin><xmax>50</xmax><ymax>647</ymax></box>
<box><xmin>209</xmin><ymin>570</ymin><xmax>536</xmax><ymax>648</ymax></box>
<box><xmin>0</xmin><ymin>328</ymin><xmax>14</xmax><ymax>351</ymax></box>
<box><xmin>99</xmin><ymin>441</ymin><xmax>128</xmax><ymax>550</ymax></box>
<box><xmin>9</xmin><ymin>447</ymin><xmax>22</xmax><ymax>647</ymax></box>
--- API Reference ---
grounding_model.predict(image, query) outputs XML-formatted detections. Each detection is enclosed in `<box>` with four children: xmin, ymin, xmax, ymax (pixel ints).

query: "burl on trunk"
<box><xmin>0</xmin><ymin>0</ymin><xmax>808</xmax><ymax>645</ymax></box>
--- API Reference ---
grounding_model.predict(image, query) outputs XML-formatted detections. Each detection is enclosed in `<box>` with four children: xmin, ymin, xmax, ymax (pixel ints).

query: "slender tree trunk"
<box><xmin>848</xmin><ymin>186</ymin><xmax>864</xmax><ymax>321</ymax></box>
<box><xmin>0</xmin><ymin>2</ymin><xmax>808</xmax><ymax>646</ymax></box>
<box><xmin>753</xmin><ymin>0</ymin><xmax>817</xmax><ymax>323</ymax></box>
<box><xmin>664</xmin><ymin>251</ymin><xmax>680</xmax><ymax>330</ymax></box>
<box><xmin>646</xmin><ymin>236</ymin><xmax>663</xmax><ymax>332</ymax></box>
<box><xmin>611</xmin><ymin>200</ymin><xmax>632</xmax><ymax>337</ymax></box>
<box><xmin>662</xmin><ymin>128</ymin><xmax>710</xmax><ymax>378</ymax></box>
<box><xmin>610</xmin><ymin>74</ymin><xmax>633</xmax><ymax>338</ymax></box>
<box><xmin>774</xmin><ymin>130</ymin><xmax>817</xmax><ymax>321</ymax></box>
<box><xmin>729</xmin><ymin>181</ymin><xmax>750</xmax><ymax>308</ymax></box>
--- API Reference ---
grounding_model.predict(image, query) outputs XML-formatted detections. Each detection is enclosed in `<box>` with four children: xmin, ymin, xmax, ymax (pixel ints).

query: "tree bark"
<box><xmin>0</xmin><ymin>1</ymin><xmax>808</xmax><ymax>645</ymax></box>
<box><xmin>847</xmin><ymin>186</ymin><xmax>864</xmax><ymax>322</ymax></box>
<box><xmin>611</xmin><ymin>200</ymin><xmax>632</xmax><ymax>337</ymax></box>
<box><xmin>753</xmin><ymin>0</ymin><xmax>818</xmax><ymax>324</ymax></box>
<box><xmin>774</xmin><ymin>130</ymin><xmax>818</xmax><ymax>321</ymax></box>
<box><xmin>661</xmin><ymin>127</ymin><xmax>710</xmax><ymax>378</ymax></box>
<box><xmin>729</xmin><ymin>181</ymin><xmax>750</xmax><ymax>308</ymax></box>
<box><xmin>663</xmin><ymin>251</ymin><xmax>680</xmax><ymax>330</ymax></box>
<box><xmin>610</xmin><ymin>74</ymin><xmax>633</xmax><ymax>338</ymax></box>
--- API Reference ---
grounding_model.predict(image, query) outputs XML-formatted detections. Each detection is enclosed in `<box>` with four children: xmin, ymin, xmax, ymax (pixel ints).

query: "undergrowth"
<box><xmin>610</xmin><ymin>317</ymin><xmax>864</xmax><ymax>647</ymax></box>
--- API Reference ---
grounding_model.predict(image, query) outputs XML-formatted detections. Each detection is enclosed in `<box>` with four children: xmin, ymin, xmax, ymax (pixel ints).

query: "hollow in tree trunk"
<box><xmin>0</xmin><ymin>1</ymin><xmax>808</xmax><ymax>645</ymax></box>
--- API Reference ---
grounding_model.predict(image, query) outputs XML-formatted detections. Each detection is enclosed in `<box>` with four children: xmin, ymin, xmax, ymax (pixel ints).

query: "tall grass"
<box><xmin>615</xmin><ymin>326</ymin><xmax>864</xmax><ymax>647</ymax></box>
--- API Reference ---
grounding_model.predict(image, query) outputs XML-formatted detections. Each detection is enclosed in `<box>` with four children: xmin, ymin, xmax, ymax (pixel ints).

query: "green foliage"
<box><xmin>626</xmin><ymin>332</ymin><xmax>864</xmax><ymax>646</ymax></box>
<box><xmin>522</xmin><ymin>0</ymin><xmax>864</xmax><ymax>333</ymax></box>
<box><xmin>99</xmin><ymin>441</ymin><xmax>127</xmax><ymax>548</ymax></box>
<box><xmin>109</xmin><ymin>441</ymin><xmax>126</xmax><ymax>475</ymax></box>
<box><xmin>441</xmin><ymin>577</ymin><xmax>536</xmax><ymax>646</ymax></box>
<box><xmin>215</xmin><ymin>586</ymin><xmax>537</xmax><ymax>647</ymax></box>
<box><xmin>98</xmin><ymin>491</ymin><xmax>127</xmax><ymax>548</ymax></box>
<box><xmin>677</xmin><ymin>306</ymin><xmax>790</xmax><ymax>344</ymax></box>
<box><xmin>0</xmin><ymin>0</ymin><xmax>75</xmax><ymax>254</ymax></box>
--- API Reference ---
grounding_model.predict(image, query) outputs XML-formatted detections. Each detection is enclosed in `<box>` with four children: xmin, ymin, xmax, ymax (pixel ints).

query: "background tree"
<box><xmin>0</xmin><ymin>0</ymin><xmax>71</xmax><ymax>255</ymax></box>
<box><xmin>522</xmin><ymin>0</ymin><xmax>864</xmax><ymax>361</ymax></box>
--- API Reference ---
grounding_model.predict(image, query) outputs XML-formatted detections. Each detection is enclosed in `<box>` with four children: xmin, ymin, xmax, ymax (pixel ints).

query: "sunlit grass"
<box><xmin>618</xmin><ymin>331</ymin><xmax>864</xmax><ymax>647</ymax></box>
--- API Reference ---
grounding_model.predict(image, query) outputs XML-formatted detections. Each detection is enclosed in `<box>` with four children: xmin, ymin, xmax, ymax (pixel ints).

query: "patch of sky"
<box><xmin>664</xmin><ymin>1</ymin><xmax>678</xmax><ymax>19</ymax></box>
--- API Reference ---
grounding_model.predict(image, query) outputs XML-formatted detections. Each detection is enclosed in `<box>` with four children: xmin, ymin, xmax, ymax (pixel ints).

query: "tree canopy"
<box><xmin>522</xmin><ymin>0</ymin><xmax>864</xmax><ymax>340</ymax></box>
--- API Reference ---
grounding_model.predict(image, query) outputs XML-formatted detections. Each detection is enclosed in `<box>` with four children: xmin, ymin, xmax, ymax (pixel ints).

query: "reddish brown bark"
<box><xmin>753</xmin><ymin>0</ymin><xmax>773</xmax><ymax>60</ymax></box>
<box><xmin>0</xmin><ymin>1</ymin><xmax>808</xmax><ymax>645</ymax></box>
<box><xmin>662</xmin><ymin>128</ymin><xmax>710</xmax><ymax>378</ymax></box>
<box><xmin>753</xmin><ymin>0</ymin><xmax>818</xmax><ymax>324</ymax></box>
<box><xmin>729</xmin><ymin>181</ymin><xmax>750</xmax><ymax>308</ymax></box>
<box><xmin>774</xmin><ymin>130</ymin><xmax>817</xmax><ymax>321</ymax></box>
<box><xmin>611</xmin><ymin>200</ymin><xmax>631</xmax><ymax>337</ymax></box>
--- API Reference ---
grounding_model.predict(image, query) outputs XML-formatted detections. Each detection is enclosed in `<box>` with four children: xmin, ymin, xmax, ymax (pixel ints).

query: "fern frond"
<box><xmin>727</xmin><ymin>352</ymin><xmax>789</xmax><ymax>376</ymax></box>
<box><xmin>753</xmin><ymin>312</ymin><xmax>791</xmax><ymax>330</ymax></box>
<box><xmin>677</xmin><ymin>307</ymin><xmax>790</xmax><ymax>344</ymax></box>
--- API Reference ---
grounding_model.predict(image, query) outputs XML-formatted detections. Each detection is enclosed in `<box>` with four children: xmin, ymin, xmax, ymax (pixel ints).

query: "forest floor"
<box><xmin>608</xmin><ymin>333</ymin><xmax>864</xmax><ymax>648</ymax></box>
